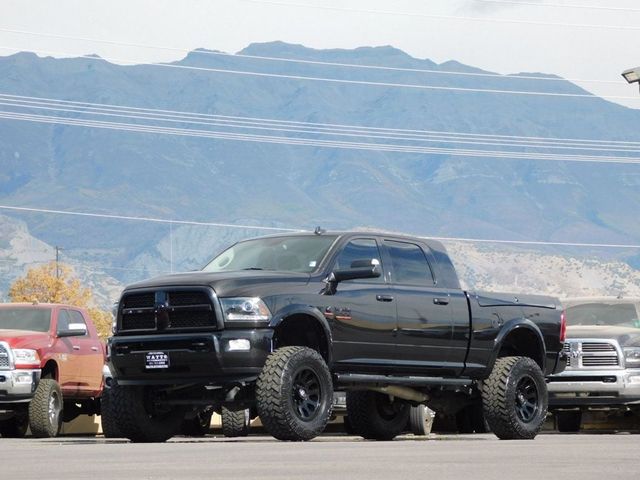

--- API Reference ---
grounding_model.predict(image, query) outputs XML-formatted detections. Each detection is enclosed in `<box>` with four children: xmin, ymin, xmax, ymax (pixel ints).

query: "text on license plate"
<box><xmin>145</xmin><ymin>351</ymin><xmax>170</xmax><ymax>369</ymax></box>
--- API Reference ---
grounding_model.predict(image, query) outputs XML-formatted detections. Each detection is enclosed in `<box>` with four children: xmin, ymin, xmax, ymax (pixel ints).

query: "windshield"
<box><xmin>0</xmin><ymin>308</ymin><xmax>52</xmax><ymax>332</ymax></box>
<box><xmin>565</xmin><ymin>303</ymin><xmax>640</xmax><ymax>328</ymax></box>
<box><xmin>203</xmin><ymin>235</ymin><xmax>338</xmax><ymax>273</ymax></box>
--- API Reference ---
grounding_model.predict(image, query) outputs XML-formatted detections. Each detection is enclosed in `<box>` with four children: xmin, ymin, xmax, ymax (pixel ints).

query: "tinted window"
<box><xmin>0</xmin><ymin>308</ymin><xmax>51</xmax><ymax>332</ymax></box>
<box><xmin>385</xmin><ymin>240</ymin><xmax>435</xmax><ymax>286</ymax></box>
<box><xmin>57</xmin><ymin>310</ymin><xmax>71</xmax><ymax>331</ymax></box>
<box><xmin>69</xmin><ymin>310</ymin><xmax>88</xmax><ymax>336</ymax></box>
<box><xmin>565</xmin><ymin>303</ymin><xmax>640</xmax><ymax>328</ymax></box>
<box><xmin>203</xmin><ymin>235</ymin><xmax>338</xmax><ymax>273</ymax></box>
<box><xmin>334</xmin><ymin>238</ymin><xmax>383</xmax><ymax>283</ymax></box>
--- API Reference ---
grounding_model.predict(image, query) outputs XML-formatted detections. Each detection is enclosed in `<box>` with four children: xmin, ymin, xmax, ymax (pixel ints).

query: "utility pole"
<box><xmin>55</xmin><ymin>246</ymin><xmax>63</xmax><ymax>278</ymax></box>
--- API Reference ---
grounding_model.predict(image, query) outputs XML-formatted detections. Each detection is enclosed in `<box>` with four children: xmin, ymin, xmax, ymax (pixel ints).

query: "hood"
<box><xmin>125</xmin><ymin>270</ymin><xmax>311</xmax><ymax>297</ymax></box>
<box><xmin>0</xmin><ymin>329</ymin><xmax>51</xmax><ymax>348</ymax></box>
<box><xmin>566</xmin><ymin>325</ymin><xmax>640</xmax><ymax>347</ymax></box>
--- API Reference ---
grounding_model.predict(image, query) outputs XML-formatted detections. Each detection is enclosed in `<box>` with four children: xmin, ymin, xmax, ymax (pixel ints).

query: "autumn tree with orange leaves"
<box><xmin>9</xmin><ymin>262</ymin><xmax>113</xmax><ymax>339</ymax></box>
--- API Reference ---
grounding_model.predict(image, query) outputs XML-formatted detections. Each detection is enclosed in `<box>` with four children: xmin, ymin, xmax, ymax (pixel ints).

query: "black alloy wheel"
<box><xmin>515</xmin><ymin>375</ymin><xmax>540</xmax><ymax>423</ymax></box>
<box><xmin>292</xmin><ymin>367</ymin><xmax>322</xmax><ymax>422</ymax></box>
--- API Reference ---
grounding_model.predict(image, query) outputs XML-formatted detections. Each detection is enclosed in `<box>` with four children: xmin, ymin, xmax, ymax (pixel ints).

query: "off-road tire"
<box><xmin>181</xmin><ymin>409</ymin><xmax>213</xmax><ymax>437</ymax></box>
<box><xmin>100</xmin><ymin>387</ymin><xmax>122</xmax><ymax>438</ymax></box>
<box><xmin>0</xmin><ymin>412</ymin><xmax>29</xmax><ymax>438</ymax></box>
<box><xmin>221</xmin><ymin>407</ymin><xmax>251</xmax><ymax>437</ymax></box>
<box><xmin>409</xmin><ymin>404</ymin><xmax>434</xmax><ymax>436</ymax></box>
<box><xmin>28</xmin><ymin>378</ymin><xmax>63</xmax><ymax>438</ymax></box>
<box><xmin>109</xmin><ymin>383</ymin><xmax>184</xmax><ymax>443</ymax></box>
<box><xmin>346</xmin><ymin>391</ymin><xmax>410</xmax><ymax>440</ymax></box>
<box><xmin>482</xmin><ymin>356</ymin><xmax>547</xmax><ymax>440</ymax></box>
<box><xmin>256</xmin><ymin>346</ymin><xmax>333</xmax><ymax>441</ymax></box>
<box><xmin>556</xmin><ymin>411</ymin><xmax>581</xmax><ymax>433</ymax></box>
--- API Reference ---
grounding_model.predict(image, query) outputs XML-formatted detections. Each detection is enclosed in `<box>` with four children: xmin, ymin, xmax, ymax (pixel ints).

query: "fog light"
<box><xmin>13</xmin><ymin>372</ymin><xmax>33</xmax><ymax>384</ymax></box>
<box><xmin>227</xmin><ymin>339</ymin><xmax>251</xmax><ymax>352</ymax></box>
<box><xmin>627</xmin><ymin>375</ymin><xmax>640</xmax><ymax>384</ymax></box>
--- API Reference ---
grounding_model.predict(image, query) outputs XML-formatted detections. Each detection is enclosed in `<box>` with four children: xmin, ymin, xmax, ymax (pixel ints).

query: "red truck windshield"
<box><xmin>0</xmin><ymin>308</ymin><xmax>52</xmax><ymax>332</ymax></box>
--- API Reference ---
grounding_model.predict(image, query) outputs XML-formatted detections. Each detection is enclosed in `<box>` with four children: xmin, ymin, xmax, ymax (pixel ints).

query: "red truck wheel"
<box><xmin>29</xmin><ymin>379</ymin><xmax>63</xmax><ymax>438</ymax></box>
<box><xmin>346</xmin><ymin>391</ymin><xmax>410</xmax><ymax>440</ymax></box>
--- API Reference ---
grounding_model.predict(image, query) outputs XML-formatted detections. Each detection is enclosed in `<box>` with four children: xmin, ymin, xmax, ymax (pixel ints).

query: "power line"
<box><xmin>3</xmin><ymin>95</ymin><xmax>640</xmax><ymax>153</ymax></box>
<box><xmin>1</xmin><ymin>45</ymin><xmax>638</xmax><ymax>101</ymax></box>
<box><xmin>0</xmin><ymin>27</ymin><xmax>621</xmax><ymax>86</ymax></box>
<box><xmin>1</xmin><ymin>204</ymin><xmax>639</xmax><ymax>249</ymax></box>
<box><xmin>470</xmin><ymin>0</ymin><xmax>640</xmax><ymax>13</ymax></box>
<box><xmin>0</xmin><ymin>205</ymin><xmax>301</xmax><ymax>232</ymax></box>
<box><xmin>2</xmin><ymin>93</ymin><xmax>638</xmax><ymax>148</ymax></box>
<box><xmin>240</xmin><ymin>0</ymin><xmax>640</xmax><ymax>31</ymax></box>
<box><xmin>2</xmin><ymin>109</ymin><xmax>640</xmax><ymax>164</ymax></box>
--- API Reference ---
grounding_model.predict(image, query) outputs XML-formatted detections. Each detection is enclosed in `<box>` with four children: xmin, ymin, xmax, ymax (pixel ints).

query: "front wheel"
<box><xmin>109</xmin><ymin>383</ymin><xmax>184</xmax><ymax>443</ymax></box>
<box><xmin>0</xmin><ymin>412</ymin><xmax>29</xmax><ymax>438</ymax></box>
<box><xmin>482</xmin><ymin>356</ymin><xmax>547</xmax><ymax>440</ymax></box>
<box><xmin>556</xmin><ymin>410</ymin><xmax>581</xmax><ymax>433</ymax></box>
<box><xmin>29</xmin><ymin>378</ymin><xmax>63</xmax><ymax>438</ymax></box>
<box><xmin>256</xmin><ymin>346</ymin><xmax>333</xmax><ymax>441</ymax></box>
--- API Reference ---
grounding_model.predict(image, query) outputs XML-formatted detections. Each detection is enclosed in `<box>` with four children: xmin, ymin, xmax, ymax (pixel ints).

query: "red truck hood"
<box><xmin>0</xmin><ymin>329</ymin><xmax>51</xmax><ymax>348</ymax></box>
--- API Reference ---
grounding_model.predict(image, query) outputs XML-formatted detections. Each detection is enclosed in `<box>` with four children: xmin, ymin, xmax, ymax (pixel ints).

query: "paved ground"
<box><xmin>2</xmin><ymin>432</ymin><xmax>636</xmax><ymax>480</ymax></box>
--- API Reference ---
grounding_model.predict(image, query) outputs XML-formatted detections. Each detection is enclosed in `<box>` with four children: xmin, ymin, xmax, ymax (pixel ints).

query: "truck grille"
<box><xmin>564</xmin><ymin>340</ymin><xmax>620</xmax><ymax>369</ymax></box>
<box><xmin>0</xmin><ymin>343</ymin><xmax>10</xmax><ymax>369</ymax></box>
<box><xmin>118</xmin><ymin>288</ymin><xmax>218</xmax><ymax>333</ymax></box>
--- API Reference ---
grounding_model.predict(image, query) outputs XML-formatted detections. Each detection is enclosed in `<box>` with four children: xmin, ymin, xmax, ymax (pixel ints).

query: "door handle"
<box><xmin>433</xmin><ymin>298</ymin><xmax>449</xmax><ymax>306</ymax></box>
<box><xmin>91</xmin><ymin>346</ymin><xmax>99</xmax><ymax>352</ymax></box>
<box><xmin>376</xmin><ymin>295</ymin><xmax>394</xmax><ymax>302</ymax></box>
<box><xmin>72</xmin><ymin>345</ymin><xmax>81</xmax><ymax>351</ymax></box>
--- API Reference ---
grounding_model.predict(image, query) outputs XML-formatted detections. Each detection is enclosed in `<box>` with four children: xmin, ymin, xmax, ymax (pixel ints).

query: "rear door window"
<box><xmin>384</xmin><ymin>240</ymin><xmax>435</xmax><ymax>286</ymax></box>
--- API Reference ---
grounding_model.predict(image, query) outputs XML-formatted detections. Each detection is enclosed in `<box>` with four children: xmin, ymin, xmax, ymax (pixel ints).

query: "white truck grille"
<box><xmin>564</xmin><ymin>340</ymin><xmax>620</xmax><ymax>369</ymax></box>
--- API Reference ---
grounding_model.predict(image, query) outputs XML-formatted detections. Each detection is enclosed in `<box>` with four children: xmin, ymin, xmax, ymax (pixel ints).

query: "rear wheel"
<box><xmin>221</xmin><ymin>407</ymin><xmax>251</xmax><ymax>437</ymax></box>
<box><xmin>29</xmin><ymin>378</ymin><xmax>63</xmax><ymax>438</ymax></box>
<box><xmin>256</xmin><ymin>346</ymin><xmax>333</xmax><ymax>441</ymax></box>
<box><xmin>346</xmin><ymin>391</ymin><xmax>410</xmax><ymax>440</ymax></box>
<box><xmin>482</xmin><ymin>356</ymin><xmax>547</xmax><ymax>440</ymax></box>
<box><xmin>0</xmin><ymin>412</ymin><xmax>29</xmax><ymax>438</ymax></box>
<box><xmin>100</xmin><ymin>388</ymin><xmax>122</xmax><ymax>438</ymax></box>
<box><xmin>556</xmin><ymin>410</ymin><xmax>581</xmax><ymax>433</ymax></box>
<box><xmin>109</xmin><ymin>383</ymin><xmax>184</xmax><ymax>443</ymax></box>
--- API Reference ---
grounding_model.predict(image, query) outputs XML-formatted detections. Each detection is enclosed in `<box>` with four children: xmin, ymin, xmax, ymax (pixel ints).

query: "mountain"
<box><xmin>0</xmin><ymin>42</ymin><xmax>639</xmax><ymax>294</ymax></box>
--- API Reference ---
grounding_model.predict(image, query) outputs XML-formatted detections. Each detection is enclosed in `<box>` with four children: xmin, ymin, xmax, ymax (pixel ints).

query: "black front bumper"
<box><xmin>109</xmin><ymin>329</ymin><xmax>273</xmax><ymax>386</ymax></box>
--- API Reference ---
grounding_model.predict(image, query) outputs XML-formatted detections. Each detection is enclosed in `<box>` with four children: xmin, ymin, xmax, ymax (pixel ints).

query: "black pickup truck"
<box><xmin>108</xmin><ymin>231</ymin><xmax>566</xmax><ymax>442</ymax></box>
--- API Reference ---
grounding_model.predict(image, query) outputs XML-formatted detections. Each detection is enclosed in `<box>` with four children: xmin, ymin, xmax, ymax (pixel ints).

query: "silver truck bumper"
<box><xmin>547</xmin><ymin>369</ymin><xmax>640</xmax><ymax>406</ymax></box>
<box><xmin>0</xmin><ymin>369</ymin><xmax>41</xmax><ymax>401</ymax></box>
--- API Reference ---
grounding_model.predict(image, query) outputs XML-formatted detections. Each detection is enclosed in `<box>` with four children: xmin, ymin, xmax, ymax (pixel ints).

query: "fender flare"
<box><xmin>269</xmin><ymin>304</ymin><xmax>333</xmax><ymax>365</ymax></box>
<box><xmin>488</xmin><ymin>318</ymin><xmax>547</xmax><ymax>373</ymax></box>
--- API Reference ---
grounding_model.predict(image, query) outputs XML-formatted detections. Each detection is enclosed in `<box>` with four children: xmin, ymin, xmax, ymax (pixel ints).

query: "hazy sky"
<box><xmin>1</xmin><ymin>0</ymin><xmax>639</xmax><ymax>107</ymax></box>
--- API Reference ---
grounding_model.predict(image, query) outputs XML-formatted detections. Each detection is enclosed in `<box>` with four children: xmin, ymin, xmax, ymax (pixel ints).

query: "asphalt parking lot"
<box><xmin>3</xmin><ymin>432</ymin><xmax>637</xmax><ymax>480</ymax></box>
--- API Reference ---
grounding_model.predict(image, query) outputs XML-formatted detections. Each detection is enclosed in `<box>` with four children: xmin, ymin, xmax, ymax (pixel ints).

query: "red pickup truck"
<box><xmin>0</xmin><ymin>303</ymin><xmax>105</xmax><ymax>437</ymax></box>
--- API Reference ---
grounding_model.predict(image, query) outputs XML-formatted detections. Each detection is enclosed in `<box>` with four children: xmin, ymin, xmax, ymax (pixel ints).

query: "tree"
<box><xmin>9</xmin><ymin>262</ymin><xmax>113</xmax><ymax>340</ymax></box>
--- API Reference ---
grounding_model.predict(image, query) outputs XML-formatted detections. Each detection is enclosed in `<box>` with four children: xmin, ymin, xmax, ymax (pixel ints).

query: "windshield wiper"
<box><xmin>242</xmin><ymin>267</ymin><xmax>264</xmax><ymax>270</ymax></box>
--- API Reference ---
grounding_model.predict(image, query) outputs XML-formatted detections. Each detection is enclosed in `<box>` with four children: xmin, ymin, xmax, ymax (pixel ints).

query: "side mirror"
<box><xmin>58</xmin><ymin>323</ymin><xmax>87</xmax><ymax>338</ymax></box>
<box><xmin>330</xmin><ymin>265</ymin><xmax>381</xmax><ymax>283</ymax></box>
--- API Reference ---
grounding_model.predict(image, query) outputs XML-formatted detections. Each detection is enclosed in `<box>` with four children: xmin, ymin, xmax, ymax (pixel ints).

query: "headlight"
<box><xmin>624</xmin><ymin>347</ymin><xmax>640</xmax><ymax>367</ymax></box>
<box><xmin>220</xmin><ymin>297</ymin><xmax>271</xmax><ymax>323</ymax></box>
<box><xmin>12</xmin><ymin>348</ymin><xmax>40</xmax><ymax>367</ymax></box>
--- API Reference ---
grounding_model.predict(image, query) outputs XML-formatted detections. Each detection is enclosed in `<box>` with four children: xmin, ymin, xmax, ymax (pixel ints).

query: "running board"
<box><xmin>334</xmin><ymin>373</ymin><xmax>472</xmax><ymax>388</ymax></box>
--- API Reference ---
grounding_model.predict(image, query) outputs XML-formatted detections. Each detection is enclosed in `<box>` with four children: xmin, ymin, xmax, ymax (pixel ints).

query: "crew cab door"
<box><xmin>51</xmin><ymin>309</ymin><xmax>81</xmax><ymax>396</ymax></box>
<box><xmin>382</xmin><ymin>239</ymin><xmax>459</xmax><ymax>376</ymax></box>
<box><xmin>67</xmin><ymin>309</ymin><xmax>104</xmax><ymax>396</ymax></box>
<box><xmin>327</xmin><ymin>237</ymin><xmax>398</xmax><ymax>371</ymax></box>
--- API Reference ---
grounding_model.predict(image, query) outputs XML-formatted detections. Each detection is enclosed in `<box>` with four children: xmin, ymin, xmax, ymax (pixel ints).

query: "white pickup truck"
<box><xmin>547</xmin><ymin>297</ymin><xmax>640</xmax><ymax>432</ymax></box>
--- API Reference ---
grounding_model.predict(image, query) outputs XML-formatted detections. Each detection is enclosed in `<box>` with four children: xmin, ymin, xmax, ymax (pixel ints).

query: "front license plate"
<box><xmin>145</xmin><ymin>351</ymin><xmax>170</xmax><ymax>369</ymax></box>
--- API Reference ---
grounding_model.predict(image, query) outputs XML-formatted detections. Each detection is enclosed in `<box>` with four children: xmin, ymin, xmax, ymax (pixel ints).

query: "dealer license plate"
<box><xmin>145</xmin><ymin>351</ymin><xmax>170</xmax><ymax>369</ymax></box>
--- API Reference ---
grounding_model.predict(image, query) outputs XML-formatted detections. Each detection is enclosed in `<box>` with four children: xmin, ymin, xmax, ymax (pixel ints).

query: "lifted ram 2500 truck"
<box><xmin>108</xmin><ymin>231</ymin><xmax>566</xmax><ymax>442</ymax></box>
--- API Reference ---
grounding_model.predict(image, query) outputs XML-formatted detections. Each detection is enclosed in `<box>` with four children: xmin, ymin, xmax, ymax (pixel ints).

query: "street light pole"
<box><xmin>622</xmin><ymin>67</ymin><xmax>640</xmax><ymax>92</ymax></box>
